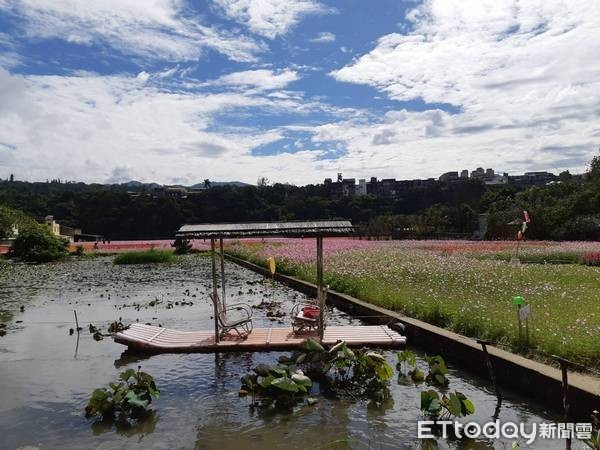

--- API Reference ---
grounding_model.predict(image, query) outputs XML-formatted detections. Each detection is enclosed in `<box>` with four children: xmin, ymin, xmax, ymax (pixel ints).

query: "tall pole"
<box><xmin>317</xmin><ymin>236</ymin><xmax>324</xmax><ymax>342</ymax></box>
<box><xmin>219</xmin><ymin>237</ymin><xmax>226</xmax><ymax>310</ymax></box>
<box><xmin>210</xmin><ymin>238</ymin><xmax>219</xmax><ymax>343</ymax></box>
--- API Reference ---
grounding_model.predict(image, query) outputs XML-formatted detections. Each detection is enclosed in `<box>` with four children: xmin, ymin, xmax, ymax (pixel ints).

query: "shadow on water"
<box><xmin>114</xmin><ymin>349</ymin><xmax>155</xmax><ymax>369</ymax></box>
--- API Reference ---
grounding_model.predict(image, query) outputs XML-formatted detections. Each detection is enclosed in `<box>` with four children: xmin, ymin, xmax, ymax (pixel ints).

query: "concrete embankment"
<box><xmin>227</xmin><ymin>254</ymin><xmax>600</xmax><ymax>420</ymax></box>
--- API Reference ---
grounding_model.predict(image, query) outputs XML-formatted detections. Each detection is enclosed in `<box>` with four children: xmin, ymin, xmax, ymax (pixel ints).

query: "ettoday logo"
<box><xmin>417</xmin><ymin>420</ymin><xmax>593</xmax><ymax>444</ymax></box>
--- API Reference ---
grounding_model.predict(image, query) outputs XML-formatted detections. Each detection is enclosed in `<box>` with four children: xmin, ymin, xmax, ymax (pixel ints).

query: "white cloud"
<box><xmin>0</xmin><ymin>0</ymin><xmax>265</xmax><ymax>62</ymax></box>
<box><xmin>324</xmin><ymin>0</ymin><xmax>600</xmax><ymax>177</ymax></box>
<box><xmin>0</xmin><ymin>67</ymin><xmax>351</xmax><ymax>185</ymax></box>
<box><xmin>215</xmin><ymin>0</ymin><xmax>332</xmax><ymax>39</ymax></box>
<box><xmin>204</xmin><ymin>69</ymin><xmax>299</xmax><ymax>91</ymax></box>
<box><xmin>310</xmin><ymin>31</ymin><xmax>335</xmax><ymax>43</ymax></box>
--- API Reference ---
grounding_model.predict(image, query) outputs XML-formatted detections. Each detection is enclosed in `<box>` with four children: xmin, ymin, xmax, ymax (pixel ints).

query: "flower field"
<box><xmin>227</xmin><ymin>238</ymin><xmax>600</xmax><ymax>369</ymax></box>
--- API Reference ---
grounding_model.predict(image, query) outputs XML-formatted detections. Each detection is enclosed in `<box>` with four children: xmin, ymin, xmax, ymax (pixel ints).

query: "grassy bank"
<box><xmin>113</xmin><ymin>249</ymin><xmax>176</xmax><ymax>265</ymax></box>
<box><xmin>227</xmin><ymin>239</ymin><xmax>600</xmax><ymax>370</ymax></box>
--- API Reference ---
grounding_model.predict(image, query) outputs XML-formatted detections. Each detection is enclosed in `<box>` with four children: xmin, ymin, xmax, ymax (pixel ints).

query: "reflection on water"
<box><xmin>0</xmin><ymin>256</ymin><xmax>568</xmax><ymax>449</ymax></box>
<box><xmin>91</xmin><ymin>410</ymin><xmax>159</xmax><ymax>438</ymax></box>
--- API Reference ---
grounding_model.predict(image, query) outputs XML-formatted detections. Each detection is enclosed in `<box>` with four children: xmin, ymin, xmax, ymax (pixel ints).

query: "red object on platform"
<box><xmin>302</xmin><ymin>306</ymin><xmax>320</xmax><ymax>319</ymax></box>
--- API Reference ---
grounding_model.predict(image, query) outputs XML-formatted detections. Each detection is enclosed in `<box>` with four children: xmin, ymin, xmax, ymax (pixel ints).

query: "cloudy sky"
<box><xmin>0</xmin><ymin>0</ymin><xmax>599</xmax><ymax>185</ymax></box>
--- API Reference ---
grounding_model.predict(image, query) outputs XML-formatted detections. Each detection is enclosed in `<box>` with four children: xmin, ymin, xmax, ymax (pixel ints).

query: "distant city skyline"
<box><xmin>1</xmin><ymin>1</ymin><xmax>599</xmax><ymax>185</ymax></box>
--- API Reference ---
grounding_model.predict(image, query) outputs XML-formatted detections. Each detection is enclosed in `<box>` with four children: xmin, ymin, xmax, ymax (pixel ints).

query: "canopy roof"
<box><xmin>176</xmin><ymin>220</ymin><xmax>353</xmax><ymax>239</ymax></box>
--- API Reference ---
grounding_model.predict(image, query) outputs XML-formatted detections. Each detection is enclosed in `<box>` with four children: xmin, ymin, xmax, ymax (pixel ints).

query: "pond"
<box><xmin>0</xmin><ymin>255</ymin><xmax>568</xmax><ymax>449</ymax></box>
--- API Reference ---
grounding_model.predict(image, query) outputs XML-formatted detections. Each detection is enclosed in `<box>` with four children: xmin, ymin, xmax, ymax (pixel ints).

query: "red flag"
<box><xmin>523</xmin><ymin>210</ymin><xmax>531</xmax><ymax>223</ymax></box>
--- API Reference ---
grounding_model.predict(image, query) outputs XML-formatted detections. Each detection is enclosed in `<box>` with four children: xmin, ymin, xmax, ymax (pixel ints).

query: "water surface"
<box><xmin>0</xmin><ymin>256</ymin><xmax>566</xmax><ymax>449</ymax></box>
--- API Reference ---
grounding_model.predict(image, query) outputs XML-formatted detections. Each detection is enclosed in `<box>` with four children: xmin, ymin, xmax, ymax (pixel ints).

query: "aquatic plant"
<box><xmin>113</xmin><ymin>249</ymin><xmax>175</xmax><ymax>265</ymax></box>
<box><xmin>240</xmin><ymin>339</ymin><xmax>394</xmax><ymax>409</ymax></box>
<box><xmin>583</xmin><ymin>411</ymin><xmax>600</xmax><ymax>450</ymax></box>
<box><xmin>420</xmin><ymin>390</ymin><xmax>475</xmax><ymax>420</ymax></box>
<box><xmin>396</xmin><ymin>350</ymin><xmax>424</xmax><ymax>382</ymax></box>
<box><xmin>584</xmin><ymin>431</ymin><xmax>600</xmax><ymax>450</ymax></box>
<box><xmin>418</xmin><ymin>354</ymin><xmax>475</xmax><ymax>420</ymax></box>
<box><xmin>425</xmin><ymin>355</ymin><xmax>449</xmax><ymax>387</ymax></box>
<box><xmin>85</xmin><ymin>367</ymin><xmax>159</xmax><ymax>424</ymax></box>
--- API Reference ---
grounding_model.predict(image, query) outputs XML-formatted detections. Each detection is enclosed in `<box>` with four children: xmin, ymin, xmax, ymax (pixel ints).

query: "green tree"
<box><xmin>588</xmin><ymin>151</ymin><xmax>600</xmax><ymax>184</ymax></box>
<box><xmin>8</xmin><ymin>226</ymin><xmax>69</xmax><ymax>262</ymax></box>
<box><xmin>0</xmin><ymin>205</ymin><xmax>37</xmax><ymax>239</ymax></box>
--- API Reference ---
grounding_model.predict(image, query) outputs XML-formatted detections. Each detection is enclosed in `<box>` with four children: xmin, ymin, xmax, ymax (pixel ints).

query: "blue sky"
<box><xmin>0</xmin><ymin>0</ymin><xmax>599</xmax><ymax>185</ymax></box>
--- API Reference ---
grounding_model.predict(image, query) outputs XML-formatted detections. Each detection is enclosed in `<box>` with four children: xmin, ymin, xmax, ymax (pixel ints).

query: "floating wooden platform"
<box><xmin>115</xmin><ymin>323</ymin><xmax>406</xmax><ymax>353</ymax></box>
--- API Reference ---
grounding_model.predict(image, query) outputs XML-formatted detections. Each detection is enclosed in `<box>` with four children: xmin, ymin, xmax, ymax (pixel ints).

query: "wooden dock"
<box><xmin>115</xmin><ymin>323</ymin><xmax>406</xmax><ymax>353</ymax></box>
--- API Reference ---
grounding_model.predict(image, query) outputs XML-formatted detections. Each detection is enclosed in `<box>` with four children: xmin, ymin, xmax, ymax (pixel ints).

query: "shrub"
<box><xmin>85</xmin><ymin>367</ymin><xmax>159</xmax><ymax>424</ymax></box>
<box><xmin>73</xmin><ymin>245</ymin><xmax>85</xmax><ymax>257</ymax></box>
<box><xmin>171</xmin><ymin>237</ymin><xmax>193</xmax><ymax>255</ymax></box>
<box><xmin>114</xmin><ymin>249</ymin><xmax>175</xmax><ymax>265</ymax></box>
<box><xmin>8</xmin><ymin>226</ymin><xmax>69</xmax><ymax>262</ymax></box>
<box><xmin>0</xmin><ymin>205</ymin><xmax>37</xmax><ymax>240</ymax></box>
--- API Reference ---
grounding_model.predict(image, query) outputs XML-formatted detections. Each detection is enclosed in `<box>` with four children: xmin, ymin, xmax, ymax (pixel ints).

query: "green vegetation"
<box><xmin>484</xmin><ymin>153</ymin><xmax>600</xmax><ymax>240</ymax></box>
<box><xmin>421</xmin><ymin>390</ymin><xmax>475</xmax><ymax>420</ymax></box>
<box><xmin>229</xmin><ymin>242</ymin><xmax>600</xmax><ymax>369</ymax></box>
<box><xmin>474</xmin><ymin>251</ymin><xmax>584</xmax><ymax>265</ymax></box>
<box><xmin>397</xmin><ymin>353</ymin><xmax>476</xmax><ymax>420</ymax></box>
<box><xmin>171</xmin><ymin>237</ymin><xmax>192</xmax><ymax>254</ymax></box>
<box><xmin>305</xmin><ymin>258</ymin><xmax>600</xmax><ymax>369</ymax></box>
<box><xmin>8</xmin><ymin>226</ymin><xmax>69</xmax><ymax>263</ymax></box>
<box><xmin>2</xmin><ymin>153</ymin><xmax>599</xmax><ymax>240</ymax></box>
<box><xmin>113</xmin><ymin>249</ymin><xmax>175</xmax><ymax>265</ymax></box>
<box><xmin>240</xmin><ymin>339</ymin><xmax>394</xmax><ymax>410</ymax></box>
<box><xmin>0</xmin><ymin>204</ymin><xmax>37</xmax><ymax>239</ymax></box>
<box><xmin>1</xmin><ymin>204</ymin><xmax>68</xmax><ymax>263</ymax></box>
<box><xmin>85</xmin><ymin>367</ymin><xmax>159</xmax><ymax>424</ymax></box>
<box><xmin>396</xmin><ymin>350</ymin><xmax>425</xmax><ymax>383</ymax></box>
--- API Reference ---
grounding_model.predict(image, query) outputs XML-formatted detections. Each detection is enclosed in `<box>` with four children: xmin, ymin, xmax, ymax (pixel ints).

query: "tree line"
<box><xmin>0</xmin><ymin>155</ymin><xmax>598</xmax><ymax>241</ymax></box>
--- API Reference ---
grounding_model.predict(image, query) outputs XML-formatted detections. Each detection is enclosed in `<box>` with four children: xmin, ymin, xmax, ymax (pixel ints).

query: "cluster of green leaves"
<box><xmin>85</xmin><ymin>368</ymin><xmax>159</xmax><ymax>424</ymax></box>
<box><xmin>406</xmin><ymin>354</ymin><xmax>476</xmax><ymax>421</ymax></box>
<box><xmin>396</xmin><ymin>351</ymin><xmax>476</xmax><ymax>420</ymax></box>
<box><xmin>583</xmin><ymin>412</ymin><xmax>600</xmax><ymax>450</ymax></box>
<box><xmin>8</xmin><ymin>225</ymin><xmax>69</xmax><ymax>262</ymax></box>
<box><xmin>396</xmin><ymin>350</ymin><xmax>424</xmax><ymax>382</ymax></box>
<box><xmin>324</xmin><ymin>340</ymin><xmax>394</xmax><ymax>403</ymax></box>
<box><xmin>113</xmin><ymin>249</ymin><xmax>175</xmax><ymax>265</ymax></box>
<box><xmin>1</xmin><ymin>204</ymin><xmax>69</xmax><ymax>263</ymax></box>
<box><xmin>240</xmin><ymin>341</ymin><xmax>318</xmax><ymax>409</ymax></box>
<box><xmin>420</xmin><ymin>390</ymin><xmax>475</xmax><ymax>420</ymax></box>
<box><xmin>425</xmin><ymin>355</ymin><xmax>449</xmax><ymax>386</ymax></box>
<box><xmin>240</xmin><ymin>339</ymin><xmax>394</xmax><ymax>410</ymax></box>
<box><xmin>584</xmin><ymin>430</ymin><xmax>600</xmax><ymax>450</ymax></box>
<box><xmin>0</xmin><ymin>204</ymin><xmax>37</xmax><ymax>239</ymax></box>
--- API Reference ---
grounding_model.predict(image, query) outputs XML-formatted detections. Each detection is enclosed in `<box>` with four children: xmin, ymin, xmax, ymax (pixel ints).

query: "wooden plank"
<box><xmin>115</xmin><ymin>324</ymin><xmax>406</xmax><ymax>354</ymax></box>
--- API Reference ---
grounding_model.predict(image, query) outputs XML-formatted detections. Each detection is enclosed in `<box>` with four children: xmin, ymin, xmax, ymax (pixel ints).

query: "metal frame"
<box><xmin>209</xmin><ymin>292</ymin><xmax>253</xmax><ymax>339</ymax></box>
<box><xmin>179</xmin><ymin>220</ymin><xmax>353</xmax><ymax>343</ymax></box>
